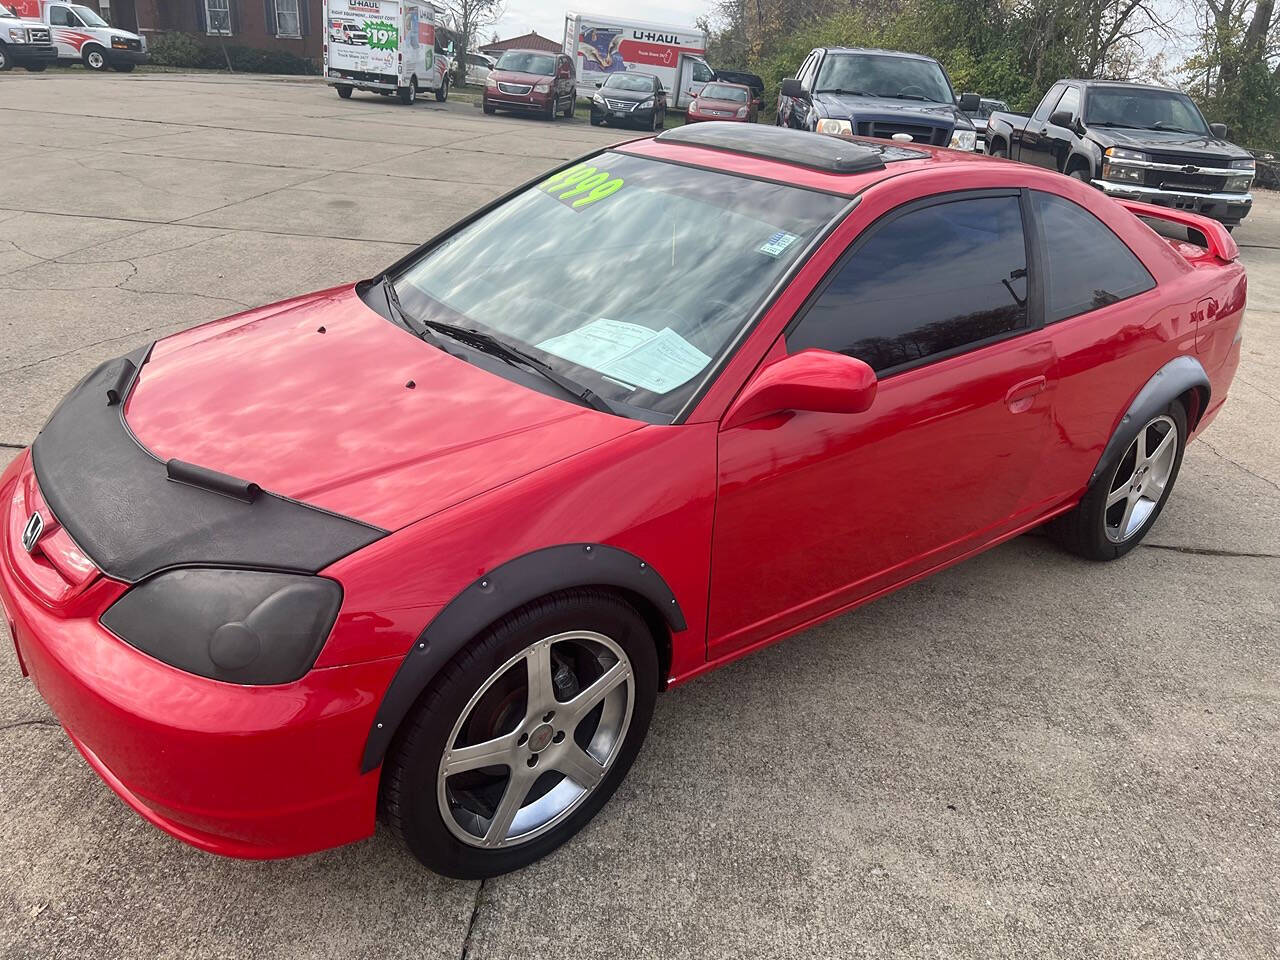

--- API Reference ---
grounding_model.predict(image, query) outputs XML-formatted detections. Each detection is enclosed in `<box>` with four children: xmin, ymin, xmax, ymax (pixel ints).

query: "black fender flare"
<box><xmin>1089</xmin><ymin>355</ymin><xmax>1210</xmax><ymax>487</ymax></box>
<box><xmin>360</xmin><ymin>543</ymin><xmax>687</xmax><ymax>772</ymax></box>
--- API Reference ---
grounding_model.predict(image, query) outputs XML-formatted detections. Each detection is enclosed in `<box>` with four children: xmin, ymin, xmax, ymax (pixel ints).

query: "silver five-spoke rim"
<box><xmin>1104</xmin><ymin>414</ymin><xmax>1177</xmax><ymax>543</ymax></box>
<box><xmin>437</xmin><ymin>630</ymin><xmax>634</xmax><ymax>849</ymax></box>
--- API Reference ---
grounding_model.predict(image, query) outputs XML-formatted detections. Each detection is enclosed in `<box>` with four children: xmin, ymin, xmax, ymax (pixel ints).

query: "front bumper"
<box><xmin>9</xmin><ymin>42</ymin><xmax>57</xmax><ymax>65</ymax></box>
<box><xmin>1094</xmin><ymin>180</ymin><xmax>1253</xmax><ymax>225</ymax></box>
<box><xmin>0</xmin><ymin>451</ymin><xmax>395</xmax><ymax>859</ymax></box>
<box><xmin>590</xmin><ymin>102</ymin><xmax>656</xmax><ymax>126</ymax></box>
<box><xmin>484</xmin><ymin>90</ymin><xmax>553</xmax><ymax>113</ymax></box>
<box><xmin>106</xmin><ymin>48</ymin><xmax>149</xmax><ymax>65</ymax></box>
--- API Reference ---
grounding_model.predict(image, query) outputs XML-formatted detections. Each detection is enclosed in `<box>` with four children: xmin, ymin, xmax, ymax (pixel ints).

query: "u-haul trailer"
<box><xmin>324</xmin><ymin>0</ymin><xmax>452</xmax><ymax>104</ymax></box>
<box><xmin>562</xmin><ymin>11</ymin><xmax>712</xmax><ymax>109</ymax></box>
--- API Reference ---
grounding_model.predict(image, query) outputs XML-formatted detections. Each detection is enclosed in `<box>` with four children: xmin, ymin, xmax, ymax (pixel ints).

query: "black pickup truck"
<box><xmin>985</xmin><ymin>80</ymin><xmax>1255</xmax><ymax>228</ymax></box>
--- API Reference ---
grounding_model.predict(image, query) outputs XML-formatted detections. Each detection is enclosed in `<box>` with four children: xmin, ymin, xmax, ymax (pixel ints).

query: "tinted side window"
<box><xmin>788</xmin><ymin>196</ymin><xmax>1030</xmax><ymax>374</ymax></box>
<box><xmin>1032</xmin><ymin>83</ymin><xmax>1064</xmax><ymax>122</ymax></box>
<box><xmin>1033</xmin><ymin>192</ymin><xmax>1154</xmax><ymax>322</ymax></box>
<box><xmin>1054</xmin><ymin>86</ymin><xmax>1080</xmax><ymax>119</ymax></box>
<box><xmin>797</xmin><ymin>53</ymin><xmax>817</xmax><ymax>90</ymax></box>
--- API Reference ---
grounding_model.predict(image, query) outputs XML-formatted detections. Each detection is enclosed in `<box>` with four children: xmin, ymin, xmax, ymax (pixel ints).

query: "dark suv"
<box><xmin>483</xmin><ymin>50</ymin><xmax>577</xmax><ymax>120</ymax></box>
<box><xmin>778</xmin><ymin>47</ymin><xmax>979</xmax><ymax>150</ymax></box>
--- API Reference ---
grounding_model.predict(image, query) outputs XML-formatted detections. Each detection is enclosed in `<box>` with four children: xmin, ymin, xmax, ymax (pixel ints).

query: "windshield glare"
<box><xmin>817</xmin><ymin>54</ymin><xmax>953</xmax><ymax>103</ymax></box>
<box><xmin>1086</xmin><ymin>88</ymin><xmax>1209</xmax><ymax>133</ymax></box>
<box><xmin>497</xmin><ymin>52</ymin><xmax>554</xmax><ymax>75</ymax></box>
<box><xmin>604</xmin><ymin>74</ymin><xmax>654</xmax><ymax>92</ymax></box>
<box><xmin>394</xmin><ymin>152</ymin><xmax>844</xmax><ymax>419</ymax></box>
<box><xmin>700</xmin><ymin>83</ymin><xmax>748</xmax><ymax>102</ymax></box>
<box><xmin>71</xmin><ymin>3</ymin><xmax>107</xmax><ymax>25</ymax></box>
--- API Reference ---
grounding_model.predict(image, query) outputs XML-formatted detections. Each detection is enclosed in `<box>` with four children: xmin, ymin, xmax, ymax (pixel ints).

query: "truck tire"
<box><xmin>991</xmin><ymin>146</ymin><xmax>1007</xmax><ymax>158</ymax></box>
<box><xmin>1070</xmin><ymin>169</ymin><xmax>1090</xmax><ymax>182</ymax></box>
<box><xmin>336</xmin><ymin>84</ymin><xmax>353</xmax><ymax>99</ymax></box>
<box><xmin>111</xmin><ymin>62</ymin><xmax>134</xmax><ymax>72</ymax></box>
<box><xmin>82</xmin><ymin>46</ymin><xmax>108</xmax><ymax>71</ymax></box>
<box><xmin>399</xmin><ymin>79</ymin><xmax>417</xmax><ymax>105</ymax></box>
<box><xmin>0</xmin><ymin>44</ymin><xmax>13</xmax><ymax>72</ymax></box>
<box><xmin>435</xmin><ymin>75</ymin><xmax>448</xmax><ymax>102</ymax></box>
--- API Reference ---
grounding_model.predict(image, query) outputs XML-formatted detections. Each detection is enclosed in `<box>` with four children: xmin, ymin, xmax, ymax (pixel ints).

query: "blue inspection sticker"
<box><xmin>758</xmin><ymin>231</ymin><xmax>800</xmax><ymax>257</ymax></box>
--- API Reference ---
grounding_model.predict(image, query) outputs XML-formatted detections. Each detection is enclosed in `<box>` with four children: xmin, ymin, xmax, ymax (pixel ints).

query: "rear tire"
<box><xmin>380</xmin><ymin>589</ymin><xmax>658</xmax><ymax>879</ymax></box>
<box><xmin>398</xmin><ymin>79</ymin><xmax>417</xmax><ymax>105</ymax></box>
<box><xmin>336</xmin><ymin>84</ymin><xmax>353</xmax><ymax>99</ymax></box>
<box><xmin>1050</xmin><ymin>400</ymin><xmax>1187</xmax><ymax>560</ymax></box>
<box><xmin>111</xmin><ymin>62</ymin><xmax>134</xmax><ymax>72</ymax></box>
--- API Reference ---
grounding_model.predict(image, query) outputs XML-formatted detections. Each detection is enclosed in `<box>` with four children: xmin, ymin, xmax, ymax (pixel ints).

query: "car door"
<box><xmin>1021</xmin><ymin>85</ymin><xmax>1078</xmax><ymax>170</ymax></box>
<box><xmin>556</xmin><ymin>55</ymin><xmax>573</xmax><ymax>106</ymax></box>
<box><xmin>707</xmin><ymin>190</ymin><xmax>1055</xmax><ymax>659</ymax></box>
<box><xmin>781</xmin><ymin>51</ymin><xmax>817</xmax><ymax>128</ymax></box>
<box><xmin>1015</xmin><ymin>83</ymin><xmax>1064</xmax><ymax>164</ymax></box>
<box><xmin>46</xmin><ymin>3</ymin><xmax>78</xmax><ymax>59</ymax></box>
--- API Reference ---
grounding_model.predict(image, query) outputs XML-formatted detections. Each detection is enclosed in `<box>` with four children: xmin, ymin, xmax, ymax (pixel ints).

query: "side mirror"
<box><xmin>594</xmin><ymin>80</ymin><xmax>602</xmax><ymax>88</ymax></box>
<box><xmin>753</xmin><ymin>97</ymin><xmax>763</xmax><ymax>107</ymax></box>
<box><xmin>1048</xmin><ymin>109</ymin><xmax>1073</xmax><ymax>128</ymax></box>
<box><xmin>780</xmin><ymin>77</ymin><xmax>808</xmax><ymax>101</ymax></box>
<box><xmin>957</xmin><ymin>92</ymin><xmax>980</xmax><ymax>112</ymax></box>
<box><xmin>722</xmin><ymin>350</ymin><xmax>877</xmax><ymax>430</ymax></box>
<box><xmin>1210</xmin><ymin>122</ymin><xmax>1229</xmax><ymax>140</ymax></box>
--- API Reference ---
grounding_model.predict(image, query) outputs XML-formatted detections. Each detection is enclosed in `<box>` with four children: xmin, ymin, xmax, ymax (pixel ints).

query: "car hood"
<box><xmin>492</xmin><ymin>70</ymin><xmax>552</xmax><ymax>86</ymax></box>
<box><xmin>814</xmin><ymin>93</ymin><xmax>971</xmax><ymax>128</ymax></box>
<box><xmin>598</xmin><ymin>87</ymin><xmax>651</xmax><ymax>103</ymax></box>
<box><xmin>1088</xmin><ymin>126</ymin><xmax>1248</xmax><ymax>160</ymax></box>
<box><xmin>694</xmin><ymin>96</ymin><xmax>745</xmax><ymax>111</ymax></box>
<box><xmin>124</xmin><ymin>287</ymin><xmax>642</xmax><ymax>531</ymax></box>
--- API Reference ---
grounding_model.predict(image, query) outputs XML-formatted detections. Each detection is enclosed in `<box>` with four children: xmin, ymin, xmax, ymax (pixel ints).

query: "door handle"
<box><xmin>1005</xmin><ymin>376</ymin><xmax>1046</xmax><ymax>413</ymax></box>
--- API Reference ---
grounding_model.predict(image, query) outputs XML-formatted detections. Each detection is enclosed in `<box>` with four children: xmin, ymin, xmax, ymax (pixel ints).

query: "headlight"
<box><xmin>735</xmin><ymin>106</ymin><xmax>748</xmax><ymax>118</ymax></box>
<box><xmin>8</xmin><ymin>28</ymin><xmax>26</xmax><ymax>42</ymax></box>
<box><xmin>592</xmin><ymin>92</ymin><xmax>604</xmax><ymax>105</ymax></box>
<box><xmin>534</xmin><ymin>81</ymin><xmax>551</xmax><ymax>93</ymax></box>
<box><xmin>485</xmin><ymin>75</ymin><xmax>497</xmax><ymax>88</ymax></box>
<box><xmin>100</xmin><ymin>569</ymin><xmax>343</xmax><ymax>685</ymax></box>
<box><xmin>816</xmin><ymin>118</ymin><xmax>853</xmax><ymax>138</ymax></box>
<box><xmin>1102</xmin><ymin>146</ymin><xmax>1147</xmax><ymax>183</ymax></box>
<box><xmin>637</xmin><ymin>98</ymin><xmax>654</xmax><ymax>109</ymax></box>
<box><xmin>1226</xmin><ymin>158</ymin><xmax>1255</xmax><ymax>192</ymax></box>
<box><xmin>949</xmin><ymin>128</ymin><xmax>977</xmax><ymax>152</ymax></box>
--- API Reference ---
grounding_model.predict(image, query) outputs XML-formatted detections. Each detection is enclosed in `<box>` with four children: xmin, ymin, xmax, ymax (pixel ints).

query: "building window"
<box><xmin>274</xmin><ymin>0</ymin><xmax>300</xmax><ymax>37</ymax></box>
<box><xmin>205</xmin><ymin>0</ymin><xmax>231</xmax><ymax>35</ymax></box>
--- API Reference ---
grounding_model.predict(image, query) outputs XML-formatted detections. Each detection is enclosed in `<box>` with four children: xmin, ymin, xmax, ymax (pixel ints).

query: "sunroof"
<box><xmin>654</xmin><ymin>122</ymin><xmax>926</xmax><ymax>173</ymax></box>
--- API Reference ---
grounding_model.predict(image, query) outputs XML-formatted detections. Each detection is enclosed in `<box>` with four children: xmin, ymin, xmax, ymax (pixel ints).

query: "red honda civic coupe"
<box><xmin>1</xmin><ymin>124</ymin><xmax>1245</xmax><ymax>879</ymax></box>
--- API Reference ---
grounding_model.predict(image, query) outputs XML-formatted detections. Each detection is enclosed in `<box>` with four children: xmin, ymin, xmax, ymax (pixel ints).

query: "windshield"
<box><xmin>393</xmin><ymin>152</ymin><xmax>845</xmax><ymax>419</ymax></box>
<box><xmin>975</xmin><ymin>100</ymin><xmax>1008</xmax><ymax>118</ymax></box>
<box><xmin>0</xmin><ymin>3</ymin><xmax>14</xmax><ymax>17</ymax></box>
<box><xmin>70</xmin><ymin>3</ymin><xmax>107</xmax><ymax>25</ymax></box>
<box><xmin>700</xmin><ymin>83</ymin><xmax>748</xmax><ymax>102</ymax></box>
<box><xmin>816</xmin><ymin>54</ymin><xmax>953</xmax><ymax>104</ymax></box>
<box><xmin>1085</xmin><ymin>88</ymin><xmax>1209</xmax><ymax>134</ymax></box>
<box><xmin>496</xmin><ymin>51</ymin><xmax>554</xmax><ymax>75</ymax></box>
<box><xmin>604</xmin><ymin>74</ymin><xmax>654</xmax><ymax>92</ymax></box>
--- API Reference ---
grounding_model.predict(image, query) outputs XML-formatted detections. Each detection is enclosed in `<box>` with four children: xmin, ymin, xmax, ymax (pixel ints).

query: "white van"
<box><xmin>563</xmin><ymin>11</ymin><xmax>713</xmax><ymax>108</ymax></box>
<box><xmin>324</xmin><ymin>0</ymin><xmax>451</xmax><ymax>105</ymax></box>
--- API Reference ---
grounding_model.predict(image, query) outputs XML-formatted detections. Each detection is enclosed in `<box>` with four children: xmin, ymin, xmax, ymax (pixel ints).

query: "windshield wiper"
<box><xmin>884</xmin><ymin>93</ymin><xmax>930</xmax><ymax>101</ymax></box>
<box><xmin>424</xmin><ymin>318</ymin><xmax>617</xmax><ymax>415</ymax></box>
<box><xmin>1146</xmin><ymin>123</ymin><xmax>1199</xmax><ymax>134</ymax></box>
<box><xmin>815</xmin><ymin>88</ymin><xmax>871</xmax><ymax>96</ymax></box>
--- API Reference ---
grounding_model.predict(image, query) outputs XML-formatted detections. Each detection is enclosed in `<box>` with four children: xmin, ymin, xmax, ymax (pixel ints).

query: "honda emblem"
<box><xmin>21</xmin><ymin>513</ymin><xmax>43</xmax><ymax>553</ymax></box>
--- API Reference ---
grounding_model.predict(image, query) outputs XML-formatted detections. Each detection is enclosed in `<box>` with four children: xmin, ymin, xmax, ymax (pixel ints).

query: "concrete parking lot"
<box><xmin>1</xmin><ymin>72</ymin><xmax>1277</xmax><ymax>960</ymax></box>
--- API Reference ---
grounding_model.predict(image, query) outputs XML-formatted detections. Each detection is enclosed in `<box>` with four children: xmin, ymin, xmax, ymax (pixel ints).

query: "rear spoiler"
<box><xmin>1119</xmin><ymin>200</ymin><xmax>1239</xmax><ymax>262</ymax></box>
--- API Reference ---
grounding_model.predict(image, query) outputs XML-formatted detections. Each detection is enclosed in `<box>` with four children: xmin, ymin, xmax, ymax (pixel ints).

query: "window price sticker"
<box><xmin>758</xmin><ymin>231</ymin><xmax>800</xmax><ymax>257</ymax></box>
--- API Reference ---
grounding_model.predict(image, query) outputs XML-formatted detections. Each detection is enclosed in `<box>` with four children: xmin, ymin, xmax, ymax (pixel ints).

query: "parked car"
<box><xmin>2</xmin><ymin>123</ymin><xmax>1244</xmax><ymax>880</ymax></box>
<box><xmin>963</xmin><ymin>96</ymin><xmax>1010</xmax><ymax>153</ymax></box>
<box><xmin>589</xmin><ymin>71</ymin><xmax>666</xmax><ymax>129</ymax></box>
<box><xmin>711</xmin><ymin>69</ymin><xmax>764</xmax><ymax>103</ymax></box>
<box><xmin>0</xmin><ymin>0</ymin><xmax>55</xmax><ymax>71</ymax></box>
<box><xmin>984</xmin><ymin>80</ymin><xmax>1255</xmax><ymax>229</ymax></box>
<box><xmin>778</xmin><ymin>46</ymin><xmax>980</xmax><ymax>150</ymax></box>
<box><xmin>10</xmin><ymin>0</ymin><xmax>146</xmax><ymax>71</ymax></box>
<box><xmin>464</xmin><ymin>52</ymin><xmax>494</xmax><ymax>86</ymax></box>
<box><xmin>685</xmin><ymin>81</ymin><xmax>758</xmax><ymax>123</ymax></box>
<box><xmin>483</xmin><ymin>48</ymin><xmax>577</xmax><ymax>119</ymax></box>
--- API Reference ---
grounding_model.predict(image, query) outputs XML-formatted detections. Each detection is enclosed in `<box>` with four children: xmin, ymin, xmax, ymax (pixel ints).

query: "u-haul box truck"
<box><xmin>324</xmin><ymin>0</ymin><xmax>451</xmax><ymax>104</ymax></box>
<box><xmin>8</xmin><ymin>0</ymin><xmax>147</xmax><ymax>71</ymax></box>
<box><xmin>563</xmin><ymin>12</ymin><xmax>712</xmax><ymax>108</ymax></box>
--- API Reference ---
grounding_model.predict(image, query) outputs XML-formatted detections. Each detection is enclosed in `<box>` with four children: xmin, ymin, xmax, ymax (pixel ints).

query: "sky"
<box><xmin>486</xmin><ymin>0</ymin><xmax>715</xmax><ymax>50</ymax></box>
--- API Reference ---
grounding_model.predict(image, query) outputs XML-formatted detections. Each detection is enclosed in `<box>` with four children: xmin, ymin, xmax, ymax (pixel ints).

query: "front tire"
<box><xmin>563</xmin><ymin>94</ymin><xmax>575</xmax><ymax>118</ymax></box>
<box><xmin>1050</xmin><ymin>401</ymin><xmax>1187</xmax><ymax>560</ymax></box>
<box><xmin>435</xmin><ymin>75</ymin><xmax>448</xmax><ymax>102</ymax></box>
<box><xmin>82</xmin><ymin>46</ymin><xmax>108</xmax><ymax>71</ymax></box>
<box><xmin>380</xmin><ymin>589</ymin><xmax>658</xmax><ymax>879</ymax></box>
<box><xmin>991</xmin><ymin>146</ymin><xmax>1007</xmax><ymax>158</ymax></box>
<box><xmin>111</xmin><ymin>61</ymin><xmax>134</xmax><ymax>72</ymax></box>
<box><xmin>1069</xmin><ymin>168</ymin><xmax>1090</xmax><ymax>182</ymax></box>
<box><xmin>0</xmin><ymin>45</ymin><xmax>10</xmax><ymax>72</ymax></box>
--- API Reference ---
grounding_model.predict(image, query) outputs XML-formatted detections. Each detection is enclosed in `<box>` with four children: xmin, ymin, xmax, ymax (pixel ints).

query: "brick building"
<box><xmin>86</xmin><ymin>0</ymin><xmax>322</xmax><ymax>63</ymax></box>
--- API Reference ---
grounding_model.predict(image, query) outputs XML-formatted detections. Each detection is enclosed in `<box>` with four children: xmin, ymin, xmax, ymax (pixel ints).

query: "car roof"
<box><xmin>1071</xmin><ymin>79</ymin><xmax>1179</xmax><ymax>92</ymax></box>
<box><xmin>499</xmin><ymin>48</ymin><xmax>558</xmax><ymax>56</ymax></box>
<box><xmin>619</xmin><ymin>122</ymin><xmax>992</xmax><ymax>196</ymax></box>
<box><xmin>818</xmin><ymin>47</ymin><xmax>940</xmax><ymax>63</ymax></box>
<box><xmin>701</xmin><ymin>81</ymin><xmax>750</xmax><ymax>91</ymax></box>
<box><xmin>605</xmin><ymin>71</ymin><xmax>658</xmax><ymax>80</ymax></box>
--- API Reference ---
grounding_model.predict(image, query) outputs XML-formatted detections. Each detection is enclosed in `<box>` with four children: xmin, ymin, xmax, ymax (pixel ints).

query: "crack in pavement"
<box><xmin>1196</xmin><ymin>438</ymin><xmax>1280</xmax><ymax>494</ymax></box>
<box><xmin>1142</xmin><ymin>543</ymin><xmax>1280</xmax><ymax>560</ymax></box>
<box><xmin>0</xmin><ymin>718</ymin><xmax>60</xmax><ymax>734</ymax></box>
<box><xmin>458</xmin><ymin>879</ymin><xmax>486</xmax><ymax>960</ymax></box>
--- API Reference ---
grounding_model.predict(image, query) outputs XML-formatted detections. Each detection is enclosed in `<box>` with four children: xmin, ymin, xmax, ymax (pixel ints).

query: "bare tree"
<box><xmin>442</xmin><ymin>0</ymin><xmax>507</xmax><ymax>85</ymax></box>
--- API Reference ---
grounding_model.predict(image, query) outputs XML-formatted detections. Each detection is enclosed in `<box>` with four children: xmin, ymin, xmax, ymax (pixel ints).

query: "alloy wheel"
<box><xmin>437</xmin><ymin>630</ymin><xmax>635</xmax><ymax>849</ymax></box>
<box><xmin>1103</xmin><ymin>414</ymin><xmax>1178</xmax><ymax>543</ymax></box>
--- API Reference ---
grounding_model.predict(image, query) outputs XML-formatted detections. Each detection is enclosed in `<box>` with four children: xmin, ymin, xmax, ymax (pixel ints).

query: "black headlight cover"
<box><xmin>101</xmin><ymin>569</ymin><xmax>343</xmax><ymax>685</ymax></box>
